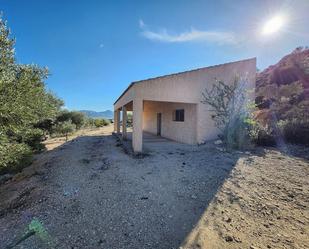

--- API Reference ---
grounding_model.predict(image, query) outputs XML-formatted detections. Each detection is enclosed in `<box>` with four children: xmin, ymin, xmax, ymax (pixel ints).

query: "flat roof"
<box><xmin>114</xmin><ymin>57</ymin><xmax>256</xmax><ymax>105</ymax></box>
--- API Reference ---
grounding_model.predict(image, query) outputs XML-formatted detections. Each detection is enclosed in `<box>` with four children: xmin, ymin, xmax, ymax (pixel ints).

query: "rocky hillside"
<box><xmin>255</xmin><ymin>47</ymin><xmax>309</xmax><ymax>145</ymax></box>
<box><xmin>257</xmin><ymin>47</ymin><xmax>309</xmax><ymax>101</ymax></box>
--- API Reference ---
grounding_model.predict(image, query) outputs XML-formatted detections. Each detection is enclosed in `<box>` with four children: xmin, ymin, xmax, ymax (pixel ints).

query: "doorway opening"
<box><xmin>157</xmin><ymin>113</ymin><xmax>162</xmax><ymax>136</ymax></box>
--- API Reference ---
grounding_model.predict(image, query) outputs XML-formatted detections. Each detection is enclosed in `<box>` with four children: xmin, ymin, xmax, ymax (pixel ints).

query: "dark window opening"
<box><xmin>173</xmin><ymin>109</ymin><xmax>184</xmax><ymax>122</ymax></box>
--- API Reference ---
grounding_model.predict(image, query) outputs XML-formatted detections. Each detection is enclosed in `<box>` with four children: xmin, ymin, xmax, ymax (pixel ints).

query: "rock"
<box><xmin>224</xmin><ymin>217</ymin><xmax>232</xmax><ymax>223</ymax></box>
<box><xmin>287</xmin><ymin>193</ymin><xmax>295</xmax><ymax>198</ymax></box>
<box><xmin>250</xmin><ymin>246</ymin><xmax>259</xmax><ymax>249</ymax></box>
<box><xmin>225</xmin><ymin>235</ymin><xmax>233</xmax><ymax>242</ymax></box>
<box><xmin>214</xmin><ymin>140</ymin><xmax>223</xmax><ymax>145</ymax></box>
<box><xmin>191</xmin><ymin>194</ymin><xmax>197</xmax><ymax>199</ymax></box>
<box><xmin>233</xmin><ymin>236</ymin><xmax>242</xmax><ymax>243</ymax></box>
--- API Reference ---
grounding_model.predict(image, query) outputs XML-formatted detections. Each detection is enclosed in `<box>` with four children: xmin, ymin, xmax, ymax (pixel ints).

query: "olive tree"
<box><xmin>0</xmin><ymin>15</ymin><xmax>63</xmax><ymax>173</ymax></box>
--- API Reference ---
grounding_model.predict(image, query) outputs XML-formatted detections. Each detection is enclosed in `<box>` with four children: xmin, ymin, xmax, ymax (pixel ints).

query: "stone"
<box><xmin>214</xmin><ymin>140</ymin><xmax>223</xmax><ymax>145</ymax></box>
<box><xmin>225</xmin><ymin>235</ymin><xmax>233</xmax><ymax>242</ymax></box>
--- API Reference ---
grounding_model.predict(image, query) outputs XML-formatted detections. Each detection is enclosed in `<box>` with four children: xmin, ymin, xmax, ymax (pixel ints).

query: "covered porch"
<box><xmin>114</xmin><ymin>99</ymin><xmax>197</xmax><ymax>153</ymax></box>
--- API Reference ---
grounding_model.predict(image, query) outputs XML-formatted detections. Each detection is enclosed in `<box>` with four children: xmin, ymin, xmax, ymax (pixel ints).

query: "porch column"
<box><xmin>122</xmin><ymin>106</ymin><xmax>127</xmax><ymax>140</ymax></box>
<box><xmin>114</xmin><ymin>109</ymin><xmax>120</xmax><ymax>134</ymax></box>
<box><xmin>114</xmin><ymin>110</ymin><xmax>117</xmax><ymax>132</ymax></box>
<box><xmin>132</xmin><ymin>98</ymin><xmax>143</xmax><ymax>153</ymax></box>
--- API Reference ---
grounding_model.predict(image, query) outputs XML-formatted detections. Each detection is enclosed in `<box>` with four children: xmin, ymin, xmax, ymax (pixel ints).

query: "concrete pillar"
<box><xmin>122</xmin><ymin>106</ymin><xmax>127</xmax><ymax>140</ymax></box>
<box><xmin>114</xmin><ymin>110</ymin><xmax>117</xmax><ymax>132</ymax></box>
<box><xmin>114</xmin><ymin>109</ymin><xmax>120</xmax><ymax>134</ymax></box>
<box><xmin>132</xmin><ymin>98</ymin><xmax>143</xmax><ymax>153</ymax></box>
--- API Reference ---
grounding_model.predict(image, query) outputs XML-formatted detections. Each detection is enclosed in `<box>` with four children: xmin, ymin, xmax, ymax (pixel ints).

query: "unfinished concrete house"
<box><xmin>114</xmin><ymin>58</ymin><xmax>256</xmax><ymax>152</ymax></box>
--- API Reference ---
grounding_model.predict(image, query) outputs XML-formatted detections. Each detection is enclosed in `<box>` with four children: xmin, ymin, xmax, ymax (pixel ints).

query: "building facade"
<box><xmin>114</xmin><ymin>58</ymin><xmax>256</xmax><ymax>152</ymax></box>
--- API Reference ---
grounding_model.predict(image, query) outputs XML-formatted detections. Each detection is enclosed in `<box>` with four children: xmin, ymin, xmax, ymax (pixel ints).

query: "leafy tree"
<box><xmin>56</xmin><ymin>111</ymin><xmax>85</xmax><ymax>130</ymax></box>
<box><xmin>0</xmin><ymin>15</ymin><xmax>63</xmax><ymax>173</ymax></box>
<box><xmin>34</xmin><ymin>118</ymin><xmax>54</xmax><ymax>135</ymax></box>
<box><xmin>54</xmin><ymin>120</ymin><xmax>75</xmax><ymax>141</ymax></box>
<box><xmin>56</xmin><ymin>110</ymin><xmax>72</xmax><ymax>123</ymax></box>
<box><xmin>126</xmin><ymin>112</ymin><xmax>133</xmax><ymax>127</ymax></box>
<box><xmin>69</xmin><ymin>111</ymin><xmax>85</xmax><ymax>129</ymax></box>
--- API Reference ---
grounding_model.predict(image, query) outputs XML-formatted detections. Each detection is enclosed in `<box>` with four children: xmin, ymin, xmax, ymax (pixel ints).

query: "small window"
<box><xmin>173</xmin><ymin>109</ymin><xmax>184</xmax><ymax>122</ymax></box>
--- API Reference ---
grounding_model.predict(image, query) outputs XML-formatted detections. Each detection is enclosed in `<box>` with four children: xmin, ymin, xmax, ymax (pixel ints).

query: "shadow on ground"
<box><xmin>1</xmin><ymin>132</ymin><xmax>267</xmax><ymax>249</ymax></box>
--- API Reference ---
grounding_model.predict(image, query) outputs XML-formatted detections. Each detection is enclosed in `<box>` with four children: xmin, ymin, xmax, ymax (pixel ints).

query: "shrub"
<box><xmin>102</xmin><ymin>119</ymin><xmax>110</xmax><ymax>126</ymax></box>
<box><xmin>94</xmin><ymin>118</ymin><xmax>110</xmax><ymax>127</ymax></box>
<box><xmin>251</xmin><ymin>122</ymin><xmax>277</xmax><ymax>146</ymax></box>
<box><xmin>53</xmin><ymin>121</ymin><xmax>76</xmax><ymax>141</ymax></box>
<box><xmin>201</xmin><ymin>77</ymin><xmax>256</xmax><ymax>149</ymax></box>
<box><xmin>278</xmin><ymin>119</ymin><xmax>309</xmax><ymax>145</ymax></box>
<box><xmin>34</xmin><ymin>119</ymin><xmax>54</xmax><ymax>135</ymax></box>
<box><xmin>223</xmin><ymin>115</ymin><xmax>255</xmax><ymax>150</ymax></box>
<box><xmin>21</xmin><ymin>128</ymin><xmax>46</xmax><ymax>152</ymax></box>
<box><xmin>56</xmin><ymin>111</ymin><xmax>85</xmax><ymax>130</ymax></box>
<box><xmin>0</xmin><ymin>140</ymin><xmax>33</xmax><ymax>174</ymax></box>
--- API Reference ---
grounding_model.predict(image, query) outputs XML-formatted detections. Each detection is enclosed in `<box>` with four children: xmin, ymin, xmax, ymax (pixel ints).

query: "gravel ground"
<box><xmin>0</xmin><ymin>126</ymin><xmax>308</xmax><ymax>249</ymax></box>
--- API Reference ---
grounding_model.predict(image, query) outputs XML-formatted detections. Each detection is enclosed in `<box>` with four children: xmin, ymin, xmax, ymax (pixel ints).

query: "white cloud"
<box><xmin>139</xmin><ymin>20</ymin><xmax>238</xmax><ymax>45</ymax></box>
<box><xmin>139</xmin><ymin>19</ymin><xmax>145</xmax><ymax>28</ymax></box>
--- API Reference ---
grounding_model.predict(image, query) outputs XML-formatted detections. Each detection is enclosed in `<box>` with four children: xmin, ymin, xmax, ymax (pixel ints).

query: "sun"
<box><xmin>262</xmin><ymin>15</ymin><xmax>285</xmax><ymax>35</ymax></box>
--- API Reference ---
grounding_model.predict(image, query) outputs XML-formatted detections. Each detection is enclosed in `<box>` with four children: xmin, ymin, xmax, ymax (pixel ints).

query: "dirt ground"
<box><xmin>0</xmin><ymin>125</ymin><xmax>308</xmax><ymax>249</ymax></box>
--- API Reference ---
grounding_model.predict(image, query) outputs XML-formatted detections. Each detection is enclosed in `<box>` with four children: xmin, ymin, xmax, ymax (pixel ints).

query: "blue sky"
<box><xmin>2</xmin><ymin>0</ymin><xmax>309</xmax><ymax>111</ymax></box>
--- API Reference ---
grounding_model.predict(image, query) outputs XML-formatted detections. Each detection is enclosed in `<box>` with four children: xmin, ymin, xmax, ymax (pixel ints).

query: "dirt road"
<box><xmin>0</xmin><ymin>126</ymin><xmax>308</xmax><ymax>249</ymax></box>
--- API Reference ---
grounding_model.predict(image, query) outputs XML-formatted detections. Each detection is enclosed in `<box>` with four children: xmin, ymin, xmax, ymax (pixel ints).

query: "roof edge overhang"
<box><xmin>114</xmin><ymin>82</ymin><xmax>135</xmax><ymax>105</ymax></box>
<box><xmin>113</xmin><ymin>57</ymin><xmax>256</xmax><ymax>106</ymax></box>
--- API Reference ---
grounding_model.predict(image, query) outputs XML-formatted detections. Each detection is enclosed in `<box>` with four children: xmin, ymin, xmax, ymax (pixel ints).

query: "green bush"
<box><xmin>279</xmin><ymin>119</ymin><xmax>309</xmax><ymax>145</ymax></box>
<box><xmin>0</xmin><ymin>16</ymin><xmax>63</xmax><ymax>174</ymax></box>
<box><xmin>0</xmin><ymin>141</ymin><xmax>33</xmax><ymax>174</ymax></box>
<box><xmin>53</xmin><ymin>121</ymin><xmax>76</xmax><ymax>141</ymax></box>
<box><xmin>103</xmin><ymin>119</ymin><xmax>110</xmax><ymax>126</ymax></box>
<box><xmin>56</xmin><ymin>111</ymin><xmax>85</xmax><ymax>130</ymax></box>
<box><xmin>94</xmin><ymin>118</ymin><xmax>110</xmax><ymax>127</ymax></box>
<box><xmin>11</xmin><ymin>128</ymin><xmax>46</xmax><ymax>152</ymax></box>
<box><xmin>70</xmin><ymin>111</ymin><xmax>85</xmax><ymax>129</ymax></box>
<box><xmin>34</xmin><ymin>119</ymin><xmax>54</xmax><ymax>135</ymax></box>
<box><xmin>223</xmin><ymin>115</ymin><xmax>254</xmax><ymax>150</ymax></box>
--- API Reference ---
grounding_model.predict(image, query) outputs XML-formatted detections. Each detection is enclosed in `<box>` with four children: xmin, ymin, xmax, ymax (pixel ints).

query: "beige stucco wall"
<box><xmin>143</xmin><ymin>101</ymin><xmax>197</xmax><ymax>144</ymax></box>
<box><xmin>114</xmin><ymin>84</ymin><xmax>135</xmax><ymax>110</ymax></box>
<box><xmin>114</xmin><ymin>58</ymin><xmax>256</xmax><ymax>148</ymax></box>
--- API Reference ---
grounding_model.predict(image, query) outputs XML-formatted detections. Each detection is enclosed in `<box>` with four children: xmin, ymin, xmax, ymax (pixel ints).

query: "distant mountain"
<box><xmin>80</xmin><ymin>110</ymin><xmax>113</xmax><ymax>119</ymax></box>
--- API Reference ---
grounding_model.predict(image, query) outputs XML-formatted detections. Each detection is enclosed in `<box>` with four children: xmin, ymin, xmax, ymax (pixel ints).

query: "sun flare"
<box><xmin>262</xmin><ymin>15</ymin><xmax>285</xmax><ymax>35</ymax></box>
